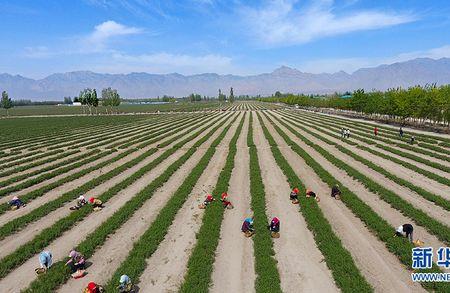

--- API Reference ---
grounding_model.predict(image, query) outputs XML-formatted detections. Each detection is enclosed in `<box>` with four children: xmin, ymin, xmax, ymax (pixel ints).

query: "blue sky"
<box><xmin>1</xmin><ymin>0</ymin><xmax>450</xmax><ymax>78</ymax></box>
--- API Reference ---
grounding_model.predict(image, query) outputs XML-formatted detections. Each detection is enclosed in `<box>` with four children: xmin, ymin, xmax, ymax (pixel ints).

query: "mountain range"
<box><xmin>1</xmin><ymin>57</ymin><xmax>450</xmax><ymax>100</ymax></box>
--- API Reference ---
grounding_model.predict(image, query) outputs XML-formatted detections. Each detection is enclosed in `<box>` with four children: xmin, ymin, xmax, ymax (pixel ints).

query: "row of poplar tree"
<box><xmin>262</xmin><ymin>84</ymin><xmax>450</xmax><ymax>126</ymax></box>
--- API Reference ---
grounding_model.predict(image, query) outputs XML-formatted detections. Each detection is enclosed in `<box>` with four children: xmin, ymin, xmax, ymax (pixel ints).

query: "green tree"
<box><xmin>1</xmin><ymin>91</ymin><xmax>13</xmax><ymax>116</ymax></box>
<box><xmin>229</xmin><ymin>87</ymin><xmax>235</xmax><ymax>103</ymax></box>
<box><xmin>218</xmin><ymin>89</ymin><xmax>226</xmax><ymax>101</ymax></box>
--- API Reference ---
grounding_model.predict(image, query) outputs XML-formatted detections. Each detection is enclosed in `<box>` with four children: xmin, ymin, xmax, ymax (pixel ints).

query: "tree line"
<box><xmin>0</xmin><ymin>87</ymin><xmax>121</xmax><ymax>116</ymax></box>
<box><xmin>73</xmin><ymin>87</ymin><xmax>121</xmax><ymax>115</ymax></box>
<box><xmin>262</xmin><ymin>84</ymin><xmax>450</xmax><ymax>127</ymax></box>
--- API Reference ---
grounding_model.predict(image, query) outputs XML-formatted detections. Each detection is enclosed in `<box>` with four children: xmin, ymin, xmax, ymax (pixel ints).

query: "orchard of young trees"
<box><xmin>263</xmin><ymin>84</ymin><xmax>450</xmax><ymax>127</ymax></box>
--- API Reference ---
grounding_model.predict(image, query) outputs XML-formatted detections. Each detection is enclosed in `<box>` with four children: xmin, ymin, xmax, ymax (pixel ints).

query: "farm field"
<box><xmin>0</xmin><ymin>101</ymin><xmax>449</xmax><ymax>292</ymax></box>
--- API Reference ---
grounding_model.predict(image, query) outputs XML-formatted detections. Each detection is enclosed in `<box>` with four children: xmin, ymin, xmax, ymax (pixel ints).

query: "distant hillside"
<box><xmin>1</xmin><ymin>57</ymin><xmax>450</xmax><ymax>100</ymax></box>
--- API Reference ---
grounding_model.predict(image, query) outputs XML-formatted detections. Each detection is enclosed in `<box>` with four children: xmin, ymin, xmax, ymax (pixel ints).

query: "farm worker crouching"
<box><xmin>221</xmin><ymin>192</ymin><xmax>233</xmax><ymax>209</ymax></box>
<box><xmin>395</xmin><ymin>224</ymin><xmax>414</xmax><ymax>243</ymax></box>
<box><xmin>199</xmin><ymin>194</ymin><xmax>214</xmax><ymax>209</ymax></box>
<box><xmin>268</xmin><ymin>217</ymin><xmax>280</xmax><ymax>238</ymax></box>
<box><xmin>290</xmin><ymin>187</ymin><xmax>299</xmax><ymax>204</ymax></box>
<box><xmin>71</xmin><ymin>195</ymin><xmax>87</xmax><ymax>210</ymax></box>
<box><xmin>331</xmin><ymin>184</ymin><xmax>341</xmax><ymax>200</ymax></box>
<box><xmin>83</xmin><ymin>282</ymin><xmax>104</xmax><ymax>293</ymax></box>
<box><xmin>117</xmin><ymin>274</ymin><xmax>133</xmax><ymax>293</ymax></box>
<box><xmin>65</xmin><ymin>250</ymin><xmax>86</xmax><ymax>274</ymax></box>
<box><xmin>35</xmin><ymin>251</ymin><xmax>52</xmax><ymax>274</ymax></box>
<box><xmin>306</xmin><ymin>189</ymin><xmax>320</xmax><ymax>202</ymax></box>
<box><xmin>242</xmin><ymin>217</ymin><xmax>254</xmax><ymax>237</ymax></box>
<box><xmin>9</xmin><ymin>196</ymin><xmax>25</xmax><ymax>210</ymax></box>
<box><xmin>89</xmin><ymin>197</ymin><xmax>103</xmax><ymax>210</ymax></box>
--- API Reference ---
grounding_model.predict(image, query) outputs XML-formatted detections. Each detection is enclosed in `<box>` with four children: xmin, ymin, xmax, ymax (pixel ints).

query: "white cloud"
<box><xmin>81</xmin><ymin>20</ymin><xmax>142</xmax><ymax>52</ymax></box>
<box><xmin>23</xmin><ymin>46</ymin><xmax>52</xmax><ymax>58</ymax></box>
<box><xmin>242</xmin><ymin>0</ymin><xmax>416</xmax><ymax>46</ymax></box>
<box><xmin>300</xmin><ymin>44</ymin><xmax>450</xmax><ymax>73</ymax></box>
<box><xmin>89</xmin><ymin>52</ymin><xmax>235</xmax><ymax>74</ymax></box>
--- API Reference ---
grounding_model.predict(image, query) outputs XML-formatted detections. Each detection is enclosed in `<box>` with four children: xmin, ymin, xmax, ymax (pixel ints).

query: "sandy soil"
<box><xmin>271</xmin><ymin>112</ymin><xmax>450</xmax><ymax>224</ymax></box>
<box><xmin>279</xmin><ymin>111</ymin><xmax>450</xmax><ymax>196</ymax></box>
<box><xmin>0</xmin><ymin>113</ymin><xmax>233</xmax><ymax>293</ymax></box>
<box><xmin>134</xmin><ymin>115</ymin><xmax>241</xmax><ymax>293</ymax></box>
<box><xmin>210</xmin><ymin>114</ymin><xmax>256</xmax><ymax>293</ymax></box>
<box><xmin>260</xmin><ymin>112</ymin><xmax>426</xmax><ymax>292</ymax></box>
<box><xmin>0</xmin><ymin>113</ymin><xmax>214</xmax><ymax>218</ymax></box>
<box><xmin>253</xmin><ymin>114</ymin><xmax>339</xmax><ymax>293</ymax></box>
<box><xmin>315</xmin><ymin>110</ymin><xmax>450</xmax><ymax>140</ymax></box>
<box><xmin>265</xmin><ymin>112</ymin><xmax>446</xmax><ymax>258</ymax></box>
<box><xmin>298</xmin><ymin>111</ymin><xmax>450</xmax><ymax>167</ymax></box>
<box><xmin>58</xmin><ymin>114</ymin><xmax>238</xmax><ymax>293</ymax></box>
<box><xmin>0</xmin><ymin>151</ymin><xmax>87</xmax><ymax>182</ymax></box>
<box><xmin>0</xmin><ymin>113</ymin><xmax>227</xmax><ymax>257</ymax></box>
<box><xmin>0</xmin><ymin>150</ymin><xmax>121</xmax><ymax>206</ymax></box>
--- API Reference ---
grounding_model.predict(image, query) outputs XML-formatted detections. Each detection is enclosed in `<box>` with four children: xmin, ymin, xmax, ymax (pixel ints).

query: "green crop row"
<box><xmin>265</xmin><ymin>112</ymin><xmax>449</xmax><ymax>292</ymax></box>
<box><xmin>0</xmin><ymin>113</ymin><xmax>222</xmax><ymax>236</ymax></box>
<box><xmin>358</xmin><ymin>145</ymin><xmax>450</xmax><ymax>186</ymax></box>
<box><xmin>103</xmin><ymin>115</ymin><xmax>238</xmax><ymax>292</ymax></box>
<box><xmin>0</xmin><ymin>149</ymin><xmax>77</xmax><ymax>182</ymax></box>
<box><xmin>246</xmin><ymin>113</ymin><xmax>282</xmax><ymax>293</ymax></box>
<box><xmin>114</xmin><ymin>114</ymin><xmax>211</xmax><ymax>150</ymax></box>
<box><xmin>118</xmin><ymin>115</ymin><xmax>211</xmax><ymax>149</ymax></box>
<box><xmin>300</xmin><ymin>110</ymin><xmax>443</xmax><ymax>145</ymax></box>
<box><xmin>74</xmin><ymin>115</ymin><xmax>182</xmax><ymax>150</ymax></box>
<box><xmin>13</xmin><ymin>116</ymin><xmax>155</xmax><ymax>152</ymax></box>
<box><xmin>0</xmin><ymin>113</ymin><xmax>230</xmax><ymax>279</ymax></box>
<box><xmin>0</xmin><ymin>150</ymin><xmax>42</xmax><ymax>168</ymax></box>
<box><xmin>277</xmin><ymin>111</ymin><xmax>450</xmax><ymax>212</ymax></box>
<box><xmin>105</xmin><ymin>114</ymin><xmax>202</xmax><ymax>149</ymax></box>
<box><xmin>268</xmin><ymin>113</ymin><xmax>450</xmax><ymax>245</ymax></box>
<box><xmin>0</xmin><ymin>150</ymin><xmax>106</xmax><ymax>197</ymax></box>
<box><xmin>48</xmin><ymin>116</ymin><xmax>164</xmax><ymax>150</ymax></box>
<box><xmin>257</xmin><ymin>113</ymin><xmax>372</xmax><ymax>292</ymax></box>
<box><xmin>284</xmin><ymin>110</ymin><xmax>450</xmax><ymax>173</ymax></box>
<box><xmin>0</xmin><ymin>150</ymin><xmax>57</xmax><ymax>171</ymax></box>
<box><xmin>278</xmin><ymin>110</ymin><xmax>450</xmax><ymax>187</ymax></box>
<box><xmin>180</xmin><ymin>113</ymin><xmax>245</xmax><ymax>292</ymax></box>
<box><xmin>297</xmin><ymin>111</ymin><xmax>450</xmax><ymax>162</ymax></box>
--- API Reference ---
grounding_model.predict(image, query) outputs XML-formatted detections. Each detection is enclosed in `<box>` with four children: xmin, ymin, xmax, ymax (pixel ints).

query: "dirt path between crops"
<box><xmin>317</xmin><ymin>110</ymin><xmax>450</xmax><ymax>140</ymax></box>
<box><xmin>0</xmin><ymin>114</ymin><xmax>233</xmax><ymax>293</ymax></box>
<box><xmin>0</xmin><ymin>151</ymin><xmax>87</xmax><ymax>183</ymax></box>
<box><xmin>279</xmin><ymin>112</ymin><xmax>450</xmax><ymax>195</ymax></box>
<box><xmin>58</xmin><ymin>114</ymin><xmax>239</xmax><ymax>293</ymax></box>
<box><xmin>0</xmin><ymin>114</ymin><xmax>227</xmax><ymax>257</ymax></box>
<box><xmin>264</xmin><ymin>112</ymin><xmax>446</xmax><ymax>264</ymax></box>
<box><xmin>298</xmin><ymin>110</ymin><xmax>450</xmax><ymax>167</ymax></box>
<box><xmin>210</xmin><ymin>114</ymin><xmax>256</xmax><ymax>293</ymax></box>
<box><xmin>260</xmin><ymin>112</ymin><xmax>426</xmax><ymax>292</ymax></box>
<box><xmin>0</xmin><ymin>114</ymin><xmax>217</xmax><ymax>223</ymax></box>
<box><xmin>252</xmin><ymin>114</ymin><xmax>339</xmax><ymax>292</ymax></box>
<box><xmin>271</xmin><ymin>112</ymin><xmax>450</xmax><ymax>223</ymax></box>
<box><xmin>135</xmin><ymin>115</ymin><xmax>242</xmax><ymax>293</ymax></box>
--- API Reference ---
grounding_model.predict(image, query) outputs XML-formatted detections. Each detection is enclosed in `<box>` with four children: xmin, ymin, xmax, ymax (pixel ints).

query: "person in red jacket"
<box><xmin>221</xmin><ymin>192</ymin><xmax>233</xmax><ymax>209</ymax></box>
<box><xmin>374</xmin><ymin>127</ymin><xmax>378</xmax><ymax>136</ymax></box>
<box><xmin>289</xmin><ymin>187</ymin><xmax>299</xmax><ymax>204</ymax></box>
<box><xmin>199</xmin><ymin>194</ymin><xmax>215</xmax><ymax>209</ymax></box>
<box><xmin>84</xmin><ymin>282</ymin><xmax>104</xmax><ymax>293</ymax></box>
